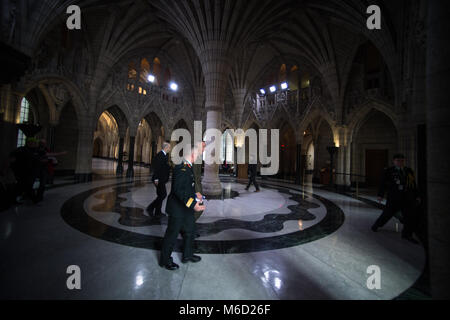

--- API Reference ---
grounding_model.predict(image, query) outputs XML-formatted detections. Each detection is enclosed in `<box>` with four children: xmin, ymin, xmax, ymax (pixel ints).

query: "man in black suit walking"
<box><xmin>245</xmin><ymin>155</ymin><xmax>260</xmax><ymax>192</ymax></box>
<box><xmin>147</xmin><ymin>142</ymin><xmax>171</xmax><ymax>217</ymax></box>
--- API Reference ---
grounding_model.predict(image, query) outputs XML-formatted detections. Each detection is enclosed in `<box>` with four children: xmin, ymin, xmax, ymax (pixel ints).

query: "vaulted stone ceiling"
<box><xmin>1</xmin><ymin>0</ymin><xmax>403</xmax><ymax>120</ymax></box>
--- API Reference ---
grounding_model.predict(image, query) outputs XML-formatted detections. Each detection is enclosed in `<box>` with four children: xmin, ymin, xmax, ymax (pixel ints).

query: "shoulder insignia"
<box><xmin>186</xmin><ymin>198</ymin><xmax>194</xmax><ymax>208</ymax></box>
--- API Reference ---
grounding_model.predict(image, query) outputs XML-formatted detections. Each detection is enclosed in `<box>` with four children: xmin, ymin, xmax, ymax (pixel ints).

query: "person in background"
<box><xmin>10</xmin><ymin>137</ymin><xmax>39</xmax><ymax>203</ymax></box>
<box><xmin>147</xmin><ymin>142</ymin><xmax>171</xmax><ymax>217</ymax></box>
<box><xmin>33</xmin><ymin>139</ymin><xmax>66</xmax><ymax>203</ymax></box>
<box><xmin>0</xmin><ymin>155</ymin><xmax>18</xmax><ymax>210</ymax></box>
<box><xmin>245</xmin><ymin>155</ymin><xmax>260</xmax><ymax>192</ymax></box>
<box><xmin>371</xmin><ymin>153</ymin><xmax>421</xmax><ymax>244</ymax></box>
<box><xmin>38</xmin><ymin>139</ymin><xmax>67</xmax><ymax>187</ymax></box>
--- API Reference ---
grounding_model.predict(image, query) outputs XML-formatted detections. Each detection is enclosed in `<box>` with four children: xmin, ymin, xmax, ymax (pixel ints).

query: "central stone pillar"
<box><xmin>126</xmin><ymin>136</ymin><xmax>135</xmax><ymax>178</ymax></box>
<box><xmin>232</xmin><ymin>88</ymin><xmax>246</xmax><ymax>127</ymax></box>
<box><xmin>75</xmin><ymin>114</ymin><xmax>95</xmax><ymax>183</ymax></box>
<box><xmin>202</xmin><ymin>110</ymin><xmax>223</xmax><ymax>195</ymax></box>
<box><xmin>199</xmin><ymin>45</ymin><xmax>232</xmax><ymax>196</ymax></box>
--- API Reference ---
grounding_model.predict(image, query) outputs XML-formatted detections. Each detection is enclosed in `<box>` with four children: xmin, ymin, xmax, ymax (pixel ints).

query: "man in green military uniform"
<box><xmin>159</xmin><ymin>144</ymin><xmax>206</xmax><ymax>270</ymax></box>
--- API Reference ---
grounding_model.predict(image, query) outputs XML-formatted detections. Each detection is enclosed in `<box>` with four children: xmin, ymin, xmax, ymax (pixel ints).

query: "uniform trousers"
<box><xmin>147</xmin><ymin>183</ymin><xmax>167</xmax><ymax>215</ymax></box>
<box><xmin>373</xmin><ymin>195</ymin><xmax>417</xmax><ymax>237</ymax></box>
<box><xmin>160</xmin><ymin>212</ymin><xmax>196</xmax><ymax>265</ymax></box>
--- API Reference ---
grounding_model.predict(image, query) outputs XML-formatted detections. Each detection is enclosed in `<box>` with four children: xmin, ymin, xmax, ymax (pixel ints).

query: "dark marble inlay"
<box><xmin>61</xmin><ymin>180</ymin><xmax>345</xmax><ymax>254</ymax></box>
<box><xmin>90</xmin><ymin>182</ymin><xmax>163</xmax><ymax>227</ymax></box>
<box><xmin>89</xmin><ymin>183</ymin><xmax>317</xmax><ymax>234</ymax></box>
<box><xmin>196</xmin><ymin>189</ymin><xmax>317</xmax><ymax>236</ymax></box>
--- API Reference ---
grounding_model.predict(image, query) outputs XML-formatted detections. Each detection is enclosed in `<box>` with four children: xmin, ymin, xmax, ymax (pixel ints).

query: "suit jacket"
<box><xmin>377</xmin><ymin>166</ymin><xmax>418</xmax><ymax>201</ymax></box>
<box><xmin>165</xmin><ymin>161</ymin><xmax>197</xmax><ymax>217</ymax></box>
<box><xmin>248</xmin><ymin>164</ymin><xmax>257</xmax><ymax>177</ymax></box>
<box><xmin>152</xmin><ymin>151</ymin><xmax>170</xmax><ymax>184</ymax></box>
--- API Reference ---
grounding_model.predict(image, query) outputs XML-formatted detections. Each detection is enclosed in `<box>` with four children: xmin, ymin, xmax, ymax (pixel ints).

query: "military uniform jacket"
<box><xmin>377</xmin><ymin>166</ymin><xmax>418</xmax><ymax>201</ymax></box>
<box><xmin>165</xmin><ymin>161</ymin><xmax>197</xmax><ymax>217</ymax></box>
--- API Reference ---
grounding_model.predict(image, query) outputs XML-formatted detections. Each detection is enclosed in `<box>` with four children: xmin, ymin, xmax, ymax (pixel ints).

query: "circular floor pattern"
<box><xmin>61</xmin><ymin>179</ymin><xmax>345</xmax><ymax>254</ymax></box>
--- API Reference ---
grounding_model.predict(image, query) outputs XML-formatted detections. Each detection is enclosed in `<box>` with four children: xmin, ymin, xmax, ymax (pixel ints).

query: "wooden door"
<box><xmin>365</xmin><ymin>149</ymin><xmax>388</xmax><ymax>187</ymax></box>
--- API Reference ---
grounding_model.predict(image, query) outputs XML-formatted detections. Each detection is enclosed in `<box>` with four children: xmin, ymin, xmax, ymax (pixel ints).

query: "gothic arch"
<box><xmin>20</xmin><ymin>74</ymin><xmax>88</xmax><ymax>123</ymax></box>
<box><xmin>96</xmin><ymin>104</ymin><xmax>130</xmax><ymax>138</ymax></box>
<box><xmin>347</xmin><ymin>99</ymin><xmax>398</xmax><ymax>143</ymax></box>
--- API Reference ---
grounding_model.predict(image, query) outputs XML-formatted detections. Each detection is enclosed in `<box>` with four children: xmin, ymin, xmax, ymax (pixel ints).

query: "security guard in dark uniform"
<box><xmin>371</xmin><ymin>154</ymin><xmax>421</xmax><ymax>244</ymax></box>
<box><xmin>159</xmin><ymin>145</ymin><xmax>206</xmax><ymax>270</ymax></box>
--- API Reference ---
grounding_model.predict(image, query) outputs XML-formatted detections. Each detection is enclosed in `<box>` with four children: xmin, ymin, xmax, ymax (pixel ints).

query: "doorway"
<box><xmin>365</xmin><ymin>149</ymin><xmax>388</xmax><ymax>186</ymax></box>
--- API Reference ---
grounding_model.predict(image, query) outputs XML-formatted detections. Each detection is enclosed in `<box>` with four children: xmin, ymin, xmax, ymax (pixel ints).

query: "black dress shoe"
<box><xmin>160</xmin><ymin>262</ymin><xmax>179</xmax><ymax>270</ymax></box>
<box><xmin>182</xmin><ymin>255</ymin><xmax>202</xmax><ymax>263</ymax></box>
<box><xmin>371</xmin><ymin>225</ymin><xmax>378</xmax><ymax>232</ymax></box>
<box><xmin>402</xmin><ymin>236</ymin><xmax>420</xmax><ymax>245</ymax></box>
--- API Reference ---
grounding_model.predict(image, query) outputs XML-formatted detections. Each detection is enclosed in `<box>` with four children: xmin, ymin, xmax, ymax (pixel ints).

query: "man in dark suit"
<box><xmin>147</xmin><ymin>142</ymin><xmax>171</xmax><ymax>217</ymax></box>
<box><xmin>371</xmin><ymin>153</ymin><xmax>421</xmax><ymax>244</ymax></box>
<box><xmin>245</xmin><ymin>155</ymin><xmax>260</xmax><ymax>192</ymax></box>
<box><xmin>159</xmin><ymin>143</ymin><xmax>206</xmax><ymax>270</ymax></box>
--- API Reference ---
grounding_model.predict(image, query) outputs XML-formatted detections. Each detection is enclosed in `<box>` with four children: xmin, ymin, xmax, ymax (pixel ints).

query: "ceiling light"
<box><xmin>147</xmin><ymin>74</ymin><xmax>155</xmax><ymax>83</ymax></box>
<box><xmin>269</xmin><ymin>85</ymin><xmax>276</xmax><ymax>93</ymax></box>
<box><xmin>281</xmin><ymin>82</ymin><xmax>288</xmax><ymax>90</ymax></box>
<box><xmin>170</xmin><ymin>82</ymin><xmax>178</xmax><ymax>91</ymax></box>
<box><xmin>260</xmin><ymin>89</ymin><xmax>266</xmax><ymax>95</ymax></box>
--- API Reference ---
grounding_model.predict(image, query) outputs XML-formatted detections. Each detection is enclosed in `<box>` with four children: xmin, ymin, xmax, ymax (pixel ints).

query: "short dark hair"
<box><xmin>393</xmin><ymin>153</ymin><xmax>405</xmax><ymax>160</ymax></box>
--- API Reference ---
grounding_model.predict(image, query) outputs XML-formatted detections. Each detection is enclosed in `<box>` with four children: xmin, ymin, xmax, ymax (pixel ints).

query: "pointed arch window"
<box><xmin>17</xmin><ymin>98</ymin><xmax>30</xmax><ymax>147</ymax></box>
<box><xmin>153</xmin><ymin>57</ymin><xmax>162</xmax><ymax>85</ymax></box>
<box><xmin>128</xmin><ymin>62</ymin><xmax>137</xmax><ymax>80</ymax></box>
<box><xmin>140</xmin><ymin>58</ymin><xmax>150</xmax><ymax>83</ymax></box>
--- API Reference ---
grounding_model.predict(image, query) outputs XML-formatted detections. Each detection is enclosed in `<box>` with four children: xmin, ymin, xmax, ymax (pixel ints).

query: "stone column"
<box><xmin>199</xmin><ymin>46</ymin><xmax>231</xmax><ymax>196</ymax></box>
<box><xmin>234</xmin><ymin>145</ymin><xmax>238</xmax><ymax>177</ymax></box>
<box><xmin>426</xmin><ymin>0</ymin><xmax>450</xmax><ymax>299</ymax></box>
<box><xmin>126</xmin><ymin>136</ymin><xmax>135</xmax><ymax>178</ymax></box>
<box><xmin>295</xmin><ymin>143</ymin><xmax>302</xmax><ymax>185</ymax></box>
<box><xmin>193</xmin><ymin>87</ymin><xmax>205</xmax><ymax>122</ymax></box>
<box><xmin>232</xmin><ymin>88</ymin><xmax>246</xmax><ymax>127</ymax></box>
<box><xmin>336</xmin><ymin>145</ymin><xmax>352</xmax><ymax>190</ymax></box>
<box><xmin>47</xmin><ymin>124</ymin><xmax>56</xmax><ymax>150</ymax></box>
<box><xmin>334</xmin><ymin>126</ymin><xmax>351</xmax><ymax>189</ymax></box>
<box><xmin>202</xmin><ymin>110</ymin><xmax>223</xmax><ymax>195</ymax></box>
<box><xmin>336</xmin><ymin>146</ymin><xmax>344</xmax><ymax>186</ymax></box>
<box><xmin>75</xmin><ymin>114</ymin><xmax>95</xmax><ymax>183</ymax></box>
<box><xmin>344</xmin><ymin>145</ymin><xmax>352</xmax><ymax>186</ymax></box>
<box><xmin>116</xmin><ymin>136</ymin><xmax>125</xmax><ymax>176</ymax></box>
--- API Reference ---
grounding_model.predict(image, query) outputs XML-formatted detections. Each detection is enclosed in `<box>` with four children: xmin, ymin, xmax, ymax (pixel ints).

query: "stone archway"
<box><xmin>352</xmin><ymin>109</ymin><xmax>398</xmax><ymax>187</ymax></box>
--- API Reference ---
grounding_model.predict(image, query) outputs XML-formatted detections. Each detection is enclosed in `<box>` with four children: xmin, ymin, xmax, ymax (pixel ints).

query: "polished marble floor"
<box><xmin>0</xmin><ymin>159</ymin><xmax>426</xmax><ymax>299</ymax></box>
